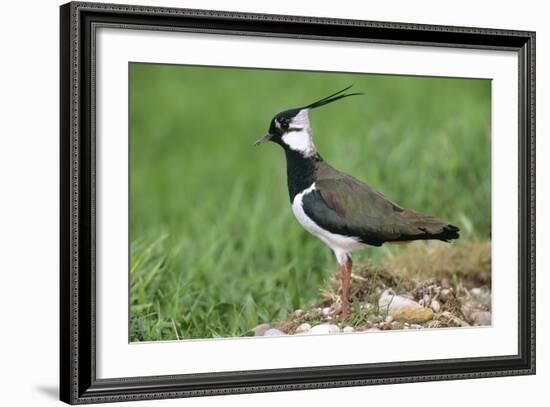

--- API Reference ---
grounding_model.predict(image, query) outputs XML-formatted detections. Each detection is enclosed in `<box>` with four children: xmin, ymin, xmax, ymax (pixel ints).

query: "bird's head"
<box><xmin>255</xmin><ymin>85</ymin><xmax>363</xmax><ymax>157</ymax></box>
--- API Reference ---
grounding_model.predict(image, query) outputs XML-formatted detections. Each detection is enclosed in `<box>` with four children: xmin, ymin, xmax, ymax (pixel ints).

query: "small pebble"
<box><xmin>461</xmin><ymin>302</ymin><xmax>476</xmax><ymax>317</ymax></box>
<box><xmin>343</xmin><ymin>326</ymin><xmax>355</xmax><ymax>333</ymax></box>
<box><xmin>437</xmin><ymin>311</ymin><xmax>470</xmax><ymax>327</ymax></box>
<box><xmin>379</xmin><ymin>289</ymin><xmax>421</xmax><ymax>315</ymax></box>
<box><xmin>439</xmin><ymin>289</ymin><xmax>451</xmax><ymax>302</ymax></box>
<box><xmin>264</xmin><ymin>328</ymin><xmax>287</xmax><ymax>336</ymax></box>
<box><xmin>385</xmin><ymin>315</ymin><xmax>393</xmax><ymax>323</ymax></box>
<box><xmin>470</xmin><ymin>311</ymin><xmax>491</xmax><ymax>326</ymax></box>
<box><xmin>253</xmin><ymin>323</ymin><xmax>271</xmax><ymax>337</ymax></box>
<box><xmin>470</xmin><ymin>288</ymin><xmax>483</xmax><ymax>297</ymax></box>
<box><xmin>310</xmin><ymin>323</ymin><xmax>341</xmax><ymax>334</ymax></box>
<box><xmin>332</xmin><ymin>303</ymin><xmax>342</xmax><ymax>314</ymax></box>
<box><xmin>470</xmin><ymin>288</ymin><xmax>491</xmax><ymax>303</ymax></box>
<box><xmin>322</xmin><ymin>307</ymin><xmax>331</xmax><ymax>316</ymax></box>
<box><xmin>295</xmin><ymin>323</ymin><xmax>312</xmax><ymax>334</ymax></box>
<box><xmin>430</xmin><ymin>299</ymin><xmax>441</xmax><ymax>313</ymax></box>
<box><xmin>367</xmin><ymin>314</ymin><xmax>381</xmax><ymax>324</ymax></box>
<box><xmin>393</xmin><ymin>306</ymin><xmax>434</xmax><ymax>324</ymax></box>
<box><xmin>293</xmin><ymin>309</ymin><xmax>304</xmax><ymax>318</ymax></box>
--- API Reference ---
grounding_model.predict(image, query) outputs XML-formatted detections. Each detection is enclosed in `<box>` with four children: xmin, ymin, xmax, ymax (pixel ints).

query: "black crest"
<box><xmin>258</xmin><ymin>85</ymin><xmax>364</xmax><ymax>145</ymax></box>
<box><xmin>299</xmin><ymin>85</ymin><xmax>363</xmax><ymax>110</ymax></box>
<box><xmin>271</xmin><ymin>86</ymin><xmax>363</xmax><ymax>132</ymax></box>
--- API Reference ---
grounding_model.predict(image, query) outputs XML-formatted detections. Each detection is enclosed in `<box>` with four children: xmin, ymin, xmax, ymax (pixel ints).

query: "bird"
<box><xmin>255</xmin><ymin>85</ymin><xmax>460</xmax><ymax>318</ymax></box>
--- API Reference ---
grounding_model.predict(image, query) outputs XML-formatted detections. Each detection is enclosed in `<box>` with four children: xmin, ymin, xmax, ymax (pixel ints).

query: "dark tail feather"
<box><xmin>435</xmin><ymin>224</ymin><xmax>460</xmax><ymax>242</ymax></box>
<box><xmin>378</xmin><ymin>208</ymin><xmax>461</xmax><ymax>244</ymax></box>
<box><xmin>415</xmin><ymin>222</ymin><xmax>460</xmax><ymax>242</ymax></box>
<box><xmin>404</xmin><ymin>211</ymin><xmax>460</xmax><ymax>243</ymax></box>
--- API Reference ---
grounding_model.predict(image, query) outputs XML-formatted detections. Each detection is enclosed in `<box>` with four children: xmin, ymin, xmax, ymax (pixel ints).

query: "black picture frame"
<box><xmin>60</xmin><ymin>1</ymin><xmax>536</xmax><ymax>404</ymax></box>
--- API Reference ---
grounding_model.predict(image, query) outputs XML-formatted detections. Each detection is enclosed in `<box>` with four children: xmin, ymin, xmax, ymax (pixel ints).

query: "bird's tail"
<box><xmin>410</xmin><ymin>214</ymin><xmax>460</xmax><ymax>242</ymax></box>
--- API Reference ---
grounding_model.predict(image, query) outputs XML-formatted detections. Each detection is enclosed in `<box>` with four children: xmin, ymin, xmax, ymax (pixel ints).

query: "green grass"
<box><xmin>129</xmin><ymin>63</ymin><xmax>491</xmax><ymax>341</ymax></box>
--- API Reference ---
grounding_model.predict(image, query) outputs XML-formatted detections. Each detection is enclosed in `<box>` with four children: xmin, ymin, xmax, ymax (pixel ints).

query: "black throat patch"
<box><xmin>284</xmin><ymin>148</ymin><xmax>323</xmax><ymax>202</ymax></box>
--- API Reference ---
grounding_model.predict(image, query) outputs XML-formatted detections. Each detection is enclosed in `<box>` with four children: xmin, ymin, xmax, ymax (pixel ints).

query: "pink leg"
<box><xmin>339</xmin><ymin>256</ymin><xmax>353</xmax><ymax>318</ymax></box>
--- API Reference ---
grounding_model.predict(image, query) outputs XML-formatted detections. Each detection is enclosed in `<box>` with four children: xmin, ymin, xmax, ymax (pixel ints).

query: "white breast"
<box><xmin>291</xmin><ymin>183</ymin><xmax>365</xmax><ymax>264</ymax></box>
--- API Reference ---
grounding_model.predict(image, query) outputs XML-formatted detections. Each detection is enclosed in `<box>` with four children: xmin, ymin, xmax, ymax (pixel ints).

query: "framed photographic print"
<box><xmin>60</xmin><ymin>1</ymin><xmax>536</xmax><ymax>404</ymax></box>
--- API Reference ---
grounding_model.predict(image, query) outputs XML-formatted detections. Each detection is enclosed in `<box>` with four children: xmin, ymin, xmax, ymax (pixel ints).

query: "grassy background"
<box><xmin>129</xmin><ymin>63</ymin><xmax>491</xmax><ymax>341</ymax></box>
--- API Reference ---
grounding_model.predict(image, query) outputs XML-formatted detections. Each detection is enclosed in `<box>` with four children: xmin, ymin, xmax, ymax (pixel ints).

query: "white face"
<box><xmin>280</xmin><ymin>109</ymin><xmax>316</xmax><ymax>157</ymax></box>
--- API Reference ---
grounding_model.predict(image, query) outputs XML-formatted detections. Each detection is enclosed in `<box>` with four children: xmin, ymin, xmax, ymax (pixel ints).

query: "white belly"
<box><xmin>291</xmin><ymin>183</ymin><xmax>365</xmax><ymax>264</ymax></box>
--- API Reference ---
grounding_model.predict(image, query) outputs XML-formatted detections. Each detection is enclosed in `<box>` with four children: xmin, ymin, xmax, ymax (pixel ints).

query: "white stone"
<box><xmin>430</xmin><ymin>299</ymin><xmax>441</xmax><ymax>313</ymax></box>
<box><xmin>367</xmin><ymin>314</ymin><xmax>380</xmax><ymax>324</ymax></box>
<box><xmin>343</xmin><ymin>326</ymin><xmax>355</xmax><ymax>333</ymax></box>
<box><xmin>310</xmin><ymin>324</ymin><xmax>341</xmax><ymax>334</ymax></box>
<box><xmin>295</xmin><ymin>323</ymin><xmax>312</xmax><ymax>334</ymax></box>
<box><xmin>253</xmin><ymin>323</ymin><xmax>271</xmax><ymax>336</ymax></box>
<box><xmin>439</xmin><ymin>289</ymin><xmax>451</xmax><ymax>302</ymax></box>
<box><xmin>379</xmin><ymin>289</ymin><xmax>421</xmax><ymax>316</ymax></box>
<box><xmin>293</xmin><ymin>309</ymin><xmax>304</xmax><ymax>318</ymax></box>
<box><xmin>470</xmin><ymin>311</ymin><xmax>492</xmax><ymax>326</ymax></box>
<box><xmin>470</xmin><ymin>288</ymin><xmax>484</xmax><ymax>297</ymax></box>
<box><xmin>322</xmin><ymin>307</ymin><xmax>331</xmax><ymax>316</ymax></box>
<box><xmin>470</xmin><ymin>288</ymin><xmax>491</xmax><ymax>303</ymax></box>
<box><xmin>264</xmin><ymin>328</ymin><xmax>287</xmax><ymax>336</ymax></box>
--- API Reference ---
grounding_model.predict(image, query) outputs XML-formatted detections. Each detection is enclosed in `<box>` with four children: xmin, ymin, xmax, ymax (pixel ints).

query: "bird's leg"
<box><xmin>339</xmin><ymin>256</ymin><xmax>353</xmax><ymax>318</ymax></box>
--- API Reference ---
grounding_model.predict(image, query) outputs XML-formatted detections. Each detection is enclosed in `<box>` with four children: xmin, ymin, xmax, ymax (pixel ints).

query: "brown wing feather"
<box><xmin>311</xmin><ymin>162</ymin><xmax>459</xmax><ymax>244</ymax></box>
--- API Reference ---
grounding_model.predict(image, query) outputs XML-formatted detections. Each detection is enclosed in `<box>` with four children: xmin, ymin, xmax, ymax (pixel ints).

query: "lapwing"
<box><xmin>255</xmin><ymin>86</ymin><xmax>460</xmax><ymax>318</ymax></box>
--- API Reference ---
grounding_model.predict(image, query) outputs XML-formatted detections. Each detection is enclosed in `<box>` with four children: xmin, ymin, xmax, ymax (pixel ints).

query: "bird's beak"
<box><xmin>254</xmin><ymin>133</ymin><xmax>272</xmax><ymax>146</ymax></box>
